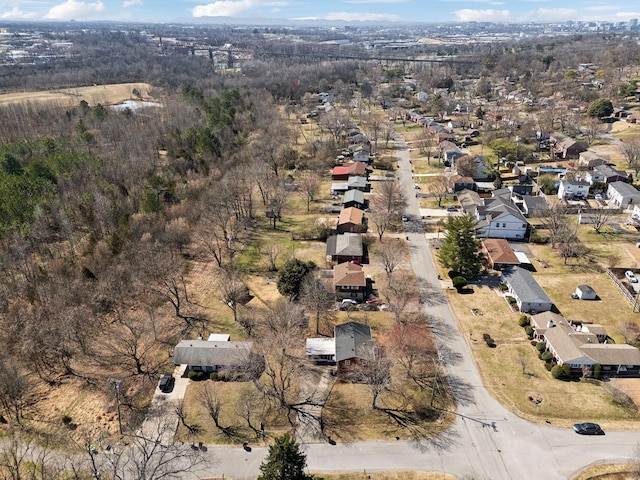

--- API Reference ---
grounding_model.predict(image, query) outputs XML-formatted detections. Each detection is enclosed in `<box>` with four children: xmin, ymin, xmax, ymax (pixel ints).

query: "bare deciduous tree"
<box><xmin>347</xmin><ymin>343</ymin><xmax>392</xmax><ymax>410</ymax></box>
<box><xmin>427</xmin><ymin>175</ymin><xmax>450</xmax><ymax>208</ymax></box>
<box><xmin>370</xmin><ymin>180</ymin><xmax>406</xmax><ymax>241</ymax></box>
<box><xmin>297</xmin><ymin>172</ymin><xmax>321</xmax><ymax>212</ymax></box>
<box><xmin>622</xmin><ymin>138</ymin><xmax>640</xmax><ymax>176</ymax></box>
<box><xmin>372</xmin><ymin>238</ymin><xmax>406</xmax><ymax>281</ymax></box>
<box><xmin>300</xmin><ymin>274</ymin><xmax>335</xmax><ymax>336</ymax></box>
<box><xmin>216</xmin><ymin>267</ymin><xmax>251</xmax><ymax>324</ymax></box>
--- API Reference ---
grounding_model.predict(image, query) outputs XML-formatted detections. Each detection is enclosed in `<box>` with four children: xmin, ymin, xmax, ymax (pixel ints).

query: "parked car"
<box><xmin>401</xmin><ymin>215</ymin><xmax>409</xmax><ymax>222</ymax></box>
<box><xmin>339</xmin><ymin>299</ymin><xmax>358</xmax><ymax>311</ymax></box>
<box><xmin>625</xmin><ymin>270</ymin><xmax>638</xmax><ymax>283</ymax></box>
<box><xmin>158</xmin><ymin>374</ymin><xmax>174</xmax><ymax>393</ymax></box>
<box><xmin>446</xmin><ymin>206</ymin><xmax>459</xmax><ymax>212</ymax></box>
<box><xmin>594</xmin><ymin>193</ymin><xmax>603</xmax><ymax>200</ymax></box>
<box><xmin>573</xmin><ymin>422</ymin><xmax>604</xmax><ymax>435</ymax></box>
<box><xmin>414</xmin><ymin>183</ymin><xmax>421</xmax><ymax>190</ymax></box>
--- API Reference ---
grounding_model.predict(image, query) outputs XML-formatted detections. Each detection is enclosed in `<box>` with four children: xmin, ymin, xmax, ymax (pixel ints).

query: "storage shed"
<box><xmin>574</xmin><ymin>285</ymin><xmax>597</xmax><ymax>300</ymax></box>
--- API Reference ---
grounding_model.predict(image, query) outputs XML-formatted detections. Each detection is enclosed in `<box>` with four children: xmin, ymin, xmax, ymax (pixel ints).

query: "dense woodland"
<box><xmin>0</xmin><ymin>25</ymin><xmax>639</xmax><ymax>467</ymax></box>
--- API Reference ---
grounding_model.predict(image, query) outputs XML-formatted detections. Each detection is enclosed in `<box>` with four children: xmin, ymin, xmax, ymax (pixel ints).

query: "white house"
<box><xmin>585</xmin><ymin>170</ymin><xmax>606</xmax><ymax>184</ymax></box>
<box><xmin>558</xmin><ymin>180</ymin><xmax>590</xmax><ymax>200</ymax></box>
<box><xmin>500</xmin><ymin>267</ymin><xmax>553</xmax><ymax>314</ymax></box>
<box><xmin>475</xmin><ymin>195</ymin><xmax>529</xmax><ymax>240</ymax></box>
<box><xmin>607</xmin><ymin>181</ymin><xmax>640</xmax><ymax>208</ymax></box>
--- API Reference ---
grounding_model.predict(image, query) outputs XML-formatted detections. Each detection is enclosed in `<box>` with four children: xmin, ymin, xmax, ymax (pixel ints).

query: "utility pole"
<box><xmin>108</xmin><ymin>378</ymin><xmax>123</xmax><ymax>435</ymax></box>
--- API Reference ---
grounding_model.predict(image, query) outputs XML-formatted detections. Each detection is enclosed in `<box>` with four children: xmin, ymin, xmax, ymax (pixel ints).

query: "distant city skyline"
<box><xmin>0</xmin><ymin>0</ymin><xmax>638</xmax><ymax>25</ymax></box>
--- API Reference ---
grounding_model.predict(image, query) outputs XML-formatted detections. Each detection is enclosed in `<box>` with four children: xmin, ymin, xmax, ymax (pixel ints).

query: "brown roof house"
<box><xmin>482</xmin><ymin>239</ymin><xmax>520</xmax><ymax>270</ymax></box>
<box><xmin>337</xmin><ymin>207</ymin><xmax>366</xmax><ymax>233</ymax></box>
<box><xmin>333</xmin><ymin>261</ymin><xmax>369</xmax><ymax>301</ymax></box>
<box><xmin>334</xmin><ymin>321</ymin><xmax>377</xmax><ymax>375</ymax></box>
<box><xmin>549</xmin><ymin>132</ymin><xmax>587</xmax><ymax>159</ymax></box>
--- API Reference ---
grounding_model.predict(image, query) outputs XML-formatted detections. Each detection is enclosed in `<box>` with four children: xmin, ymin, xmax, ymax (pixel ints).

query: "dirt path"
<box><xmin>295</xmin><ymin>365</ymin><xmax>335</xmax><ymax>444</ymax></box>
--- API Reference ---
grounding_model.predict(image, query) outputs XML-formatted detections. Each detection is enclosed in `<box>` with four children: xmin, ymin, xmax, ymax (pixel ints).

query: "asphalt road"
<box><xmin>194</xmin><ymin>138</ymin><xmax>640</xmax><ymax>480</ymax></box>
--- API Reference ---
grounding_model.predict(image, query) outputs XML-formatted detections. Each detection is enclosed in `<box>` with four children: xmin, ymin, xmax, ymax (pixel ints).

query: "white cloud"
<box><xmin>122</xmin><ymin>0</ymin><xmax>143</xmax><ymax>7</ymax></box>
<box><xmin>525</xmin><ymin>8</ymin><xmax>577</xmax><ymax>21</ymax></box>
<box><xmin>44</xmin><ymin>0</ymin><xmax>105</xmax><ymax>19</ymax></box>
<box><xmin>0</xmin><ymin>6</ymin><xmax>37</xmax><ymax>19</ymax></box>
<box><xmin>192</xmin><ymin>0</ymin><xmax>271</xmax><ymax>17</ymax></box>
<box><xmin>453</xmin><ymin>9</ymin><xmax>511</xmax><ymax>22</ymax></box>
<box><xmin>295</xmin><ymin>11</ymin><xmax>402</xmax><ymax>22</ymax></box>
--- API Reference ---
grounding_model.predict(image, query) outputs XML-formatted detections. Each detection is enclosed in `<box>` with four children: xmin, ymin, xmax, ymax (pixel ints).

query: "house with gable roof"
<box><xmin>474</xmin><ymin>195</ymin><xmax>529</xmax><ymax>240</ymax></box>
<box><xmin>501</xmin><ymin>267</ymin><xmax>553</xmax><ymax>313</ymax></box>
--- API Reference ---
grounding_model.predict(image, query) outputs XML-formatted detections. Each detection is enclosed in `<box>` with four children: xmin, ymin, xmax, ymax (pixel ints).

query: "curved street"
<box><xmin>196</xmin><ymin>137</ymin><xmax>640</xmax><ymax>480</ymax></box>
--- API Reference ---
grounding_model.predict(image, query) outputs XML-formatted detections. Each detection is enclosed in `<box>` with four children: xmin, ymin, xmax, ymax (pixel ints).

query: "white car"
<box><xmin>625</xmin><ymin>270</ymin><xmax>638</xmax><ymax>283</ymax></box>
<box><xmin>414</xmin><ymin>183</ymin><xmax>421</xmax><ymax>190</ymax></box>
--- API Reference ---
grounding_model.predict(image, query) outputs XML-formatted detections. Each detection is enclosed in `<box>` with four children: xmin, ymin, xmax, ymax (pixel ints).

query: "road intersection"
<box><xmin>194</xmin><ymin>137</ymin><xmax>640</xmax><ymax>480</ymax></box>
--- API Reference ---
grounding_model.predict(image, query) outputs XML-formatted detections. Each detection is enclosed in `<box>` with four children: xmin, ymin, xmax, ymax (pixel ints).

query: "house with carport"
<box><xmin>482</xmin><ymin>239</ymin><xmax>520</xmax><ymax>270</ymax></box>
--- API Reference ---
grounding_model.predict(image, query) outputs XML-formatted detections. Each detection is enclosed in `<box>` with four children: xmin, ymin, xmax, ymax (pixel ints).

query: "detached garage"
<box><xmin>574</xmin><ymin>285</ymin><xmax>597</xmax><ymax>300</ymax></box>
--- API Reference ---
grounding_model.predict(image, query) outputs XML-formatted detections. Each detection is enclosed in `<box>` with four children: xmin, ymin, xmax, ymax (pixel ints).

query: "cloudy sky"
<box><xmin>0</xmin><ymin>0</ymin><xmax>638</xmax><ymax>23</ymax></box>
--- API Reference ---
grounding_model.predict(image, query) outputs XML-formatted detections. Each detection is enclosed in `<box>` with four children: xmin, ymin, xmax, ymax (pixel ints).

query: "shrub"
<box><xmin>519</xmin><ymin>315</ymin><xmax>530</xmax><ymax>327</ymax></box>
<box><xmin>209</xmin><ymin>372</ymin><xmax>219</xmax><ymax>381</ymax></box>
<box><xmin>188</xmin><ymin>370</ymin><xmax>204</xmax><ymax>381</ymax></box>
<box><xmin>62</xmin><ymin>414</ymin><xmax>72</xmax><ymax>425</ymax></box>
<box><xmin>482</xmin><ymin>333</ymin><xmax>496</xmax><ymax>348</ymax></box>
<box><xmin>525</xmin><ymin>326</ymin><xmax>534</xmax><ymax>338</ymax></box>
<box><xmin>536</xmin><ymin>342</ymin><xmax>546</xmax><ymax>353</ymax></box>
<box><xmin>452</xmin><ymin>276</ymin><xmax>468</xmax><ymax>292</ymax></box>
<box><xmin>530</xmin><ymin>340</ymin><xmax>537</xmax><ymax>346</ymax></box>
<box><xmin>544</xmin><ymin>362</ymin><xmax>554</xmax><ymax>371</ymax></box>
<box><xmin>594</xmin><ymin>364</ymin><xmax>602</xmax><ymax>379</ymax></box>
<box><xmin>540</xmin><ymin>351</ymin><xmax>553</xmax><ymax>361</ymax></box>
<box><xmin>562</xmin><ymin>364</ymin><xmax>572</xmax><ymax>378</ymax></box>
<box><xmin>551</xmin><ymin>365</ymin><xmax>564</xmax><ymax>379</ymax></box>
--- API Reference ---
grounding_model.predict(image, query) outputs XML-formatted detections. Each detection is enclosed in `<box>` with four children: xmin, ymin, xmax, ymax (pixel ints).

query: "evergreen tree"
<box><xmin>258</xmin><ymin>433</ymin><xmax>313</xmax><ymax>480</ymax></box>
<box><xmin>586</xmin><ymin>98</ymin><xmax>613</xmax><ymax>118</ymax></box>
<box><xmin>438</xmin><ymin>215</ymin><xmax>482</xmax><ymax>278</ymax></box>
<box><xmin>276</xmin><ymin>258</ymin><xmax>313</xmax><ymax>299</ymax></box>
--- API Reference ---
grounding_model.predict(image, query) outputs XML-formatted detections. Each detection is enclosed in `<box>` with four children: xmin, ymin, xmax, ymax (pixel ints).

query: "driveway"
<box><xmin>295</xmin><ymin>365</ymin><xmax>336</xmax><ymax>444</ymax></box>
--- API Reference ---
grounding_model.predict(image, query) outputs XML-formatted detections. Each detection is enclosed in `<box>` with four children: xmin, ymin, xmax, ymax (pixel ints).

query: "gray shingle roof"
<box><xmin>172</xmin><ymin>340</ymin><xmax>253</xmax><ymax>367</ymax></box>
<box><xmin>326</xmin><ymin>233</ymin><xmax>363</xmax><ymax>257</ymax></box>
<box><xmin>343</xmin><ymin>189</ymin><xmax>365</xmax><ymax>204</ymax></box>
<box><xmin>334</xmin><ymin>322</ymin><xmax>373</xmax><ymax>362</ymax></box>
<box><xmin>501</xmin><ymin>266</ymin><xmax>551</xmax><ymax>305</ymax></box>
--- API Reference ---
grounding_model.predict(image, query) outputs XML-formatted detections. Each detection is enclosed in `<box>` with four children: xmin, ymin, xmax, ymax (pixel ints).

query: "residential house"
<box><xmin>333</xmin><ymin>261</ymin><xmax>368</xmax><ymax>301</ymax></box>
<box><xmin>501</xmin><ymin>266</ymin><xmax>553</xmax><ymax>313</ymax></box>
<box><xmin>331</xmin><ymin>162</ymin><xmax>367</xmax><ymax>180</ymax></box>
<box><xmin>172</xmin><ymin>340</ymin><xmax>254</xmax><ymax>373</ymax></box>
<box><xmin>585</xmin><ymin>169</ymin><xmax>606</xmax><ymax>184</ymax></box>
<box><xmin>558</xmin><ymin>180</ymin><xmax>591</xmax><ymax>200</ymax></box>
<box><xmin>549</xmin><ymin>132</ymin><xmax>587</xmax><ymax>159</ymax></box>
<box><xmin>342</xmin><ymin>189</ymin><xmax>366</xmax><ymax>209</ymax></box>
<box><xmin>482</xmin><ymin>239</ymin><xmax>520</xmax><ymax>270</ymax></box>
<box><xmin>531</xmin><ymin>313</ymin><xmax>640</xmax><ymax>376</ymax></box>
<box><xmin>457</xmin><ymin>188</ymin><xmax>482</xmax><ymax>213</ymax></box>
<box><xmin>351</xmin><ymin>144</ymin><xmax>371</xmax><ymax>164</ymax></box>
<box><xmin>594</xmin><ymin>164</ymin><xmax>628</xmax><ymax>184</ymax></box>
<box><xmin>475</xmin><ymin>195</ymin><xmax>529</xmax><ymax>240</ymax></box>
<box><xmin>305</xmin><ymin>338</ymin><xmax>336</xmax><ymax>364</ymax></box>
<box><xmin>326</xmin><ymin>233</ymin><xmax>364</xmax><ymax>264</ymax></box>
<box><xmin>330</xmin><ymin>182</ymin><xmax>349</xmax><ymax>195</ymax></box>
<box><xmin>607</xmin><ymin>181</ymin><xmax>640</xmax><ymax>208</ymax></box>
<box><xmin>334</xmin><ymin>322</ymin><xmax>377</xmax><ymax>375</ymax></box>
<box><xmin>439</xmin><ymin>141</ymin><xmax>464</xmax><ymax>166</ymax></box>
<box><xmin>337</xmin><ymin>207</ymin><xmax>366</xmax><ymax>233</ymax></box>
<box><xmin>521</xmin><ymin>195</ymin><xmax>548</xmax><ymax>217</ymax></box>
<box><xmin>347</xmin><ymin>176</ymin><xmax>370</xmax><ymax>192</ymax></box>
<box><xmin>451</xmin><ymin>175</ymin><xmax>476</xmax><ymax>193</ymax></box>
<box><xmin>578</xmin><ymin>151</ymin><xmax>607</xmax><ymax>169</ymax></box>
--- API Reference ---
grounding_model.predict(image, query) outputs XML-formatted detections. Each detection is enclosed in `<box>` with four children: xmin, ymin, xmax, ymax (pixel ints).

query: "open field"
<box><xmin>0</xmin><ymin>82</ymin><xmax>156</xmax><ymax>107</ymax></box>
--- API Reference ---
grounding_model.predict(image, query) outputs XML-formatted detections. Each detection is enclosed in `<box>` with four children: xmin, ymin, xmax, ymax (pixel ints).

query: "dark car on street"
<box><xmin>573</xmin><ymin>422</ymin><xmax>604</xmax><ymax>435</ymax></box>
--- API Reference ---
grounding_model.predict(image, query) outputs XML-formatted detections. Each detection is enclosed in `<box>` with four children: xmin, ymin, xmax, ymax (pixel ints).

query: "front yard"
<box><xmin>438</xmin><ymin>241</ymin><xmax>640</xmax><ymax>428</ymax></box>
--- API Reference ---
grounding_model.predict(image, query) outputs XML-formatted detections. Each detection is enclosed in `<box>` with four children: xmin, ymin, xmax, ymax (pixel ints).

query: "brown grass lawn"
<box><xmin>571</xmin><ymin>463</ymin><xmax>637</xmax><ymax>480</ymax></box>
<box><xmin>437</xmin><ymin>232</ymin><xmax>640</xmax><ymax>428</ymax></box>
<box><xmin>317</xmin><ymin>472</ymin><xmax>458</xmax><ymax>480</ymax></box>
<box><xmin>0</xmin><ymin>82</ymin><xmax>156</xmax><ymax>107</ymax></box>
